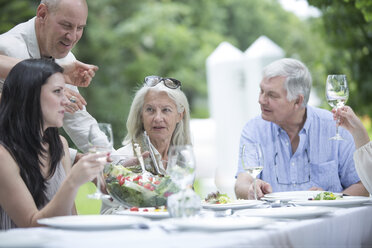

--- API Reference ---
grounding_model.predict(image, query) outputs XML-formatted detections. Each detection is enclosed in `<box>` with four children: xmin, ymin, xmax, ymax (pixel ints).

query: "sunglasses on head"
<box><xmin>144</xmin><ymin>75</ymin><xmax>182</xmax><ymax>89</ymax></box>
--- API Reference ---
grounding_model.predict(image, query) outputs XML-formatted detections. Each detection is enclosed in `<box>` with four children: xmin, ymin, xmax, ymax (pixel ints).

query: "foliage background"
<box><xmin>1</xmin><ymin>0</ymin><xmax>371</xmax><ymax>148</ymax></box>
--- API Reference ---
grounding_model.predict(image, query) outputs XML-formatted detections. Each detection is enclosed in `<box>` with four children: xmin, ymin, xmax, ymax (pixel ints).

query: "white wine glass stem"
<box><xmin>326</xmin><ymin>74</ymin><xmax>349</xmax><ymax>141</ymax></box>
<box><xmin>241</xmin><ymin>143</ymin><xmax>264</xmax><ymax>200</ymax></box>
<box><xmin>87</xmin><ymin>122</ymin><xmax>113</xmax><ymax>200</ymax></box>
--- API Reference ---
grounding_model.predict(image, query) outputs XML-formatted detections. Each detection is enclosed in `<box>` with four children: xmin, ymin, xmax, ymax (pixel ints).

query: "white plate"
<box><xmin>289</xmin><ymin>196</ymin><xmax>372</xmax><ymax>207</ymax></box>
<box><xmin>262</xmin><ymin>191</ymin><xmax>339</xmax><ymax>202</ymax></box>
<box><xmin>234</xmin><ymin>206</ymin><xmax>334</xmax><ymax>219</ymax></box>
<box><xmin>37</xmin><ymin>215</ymin><xmax>147</xmax><ymax>230</ymax></box>
<box><xmin>166</xmin><ymin>216</ymin><xmax>272</xmax><ymax>231</ymax></box>
<box><xmin>116</xmin><ymin>209</ymin><xmax>170</xmax><ymax>219</ymax></box>
<box><xmin>202</xmin><ymin>200</ymin><xmax>265</xmax><ymax>210</ymax></box>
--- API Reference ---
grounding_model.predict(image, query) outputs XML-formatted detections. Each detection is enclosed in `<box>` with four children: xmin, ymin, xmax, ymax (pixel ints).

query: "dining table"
<box><xmin>1</xmin><ymin>198</ymin><xmax>372</xmax><ymax>248</ymax></box>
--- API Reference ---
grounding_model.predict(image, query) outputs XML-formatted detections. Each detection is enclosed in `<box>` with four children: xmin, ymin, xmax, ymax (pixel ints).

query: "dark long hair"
<box><xmin>0</xmin><ymin>58</ymin><xmax>64</xmax><ymax>208</ymax></box>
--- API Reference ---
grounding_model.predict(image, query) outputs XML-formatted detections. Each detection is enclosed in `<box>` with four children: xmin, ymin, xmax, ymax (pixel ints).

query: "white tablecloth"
<box><xmin>1</xmin><ymin>204</ymin><xmax>372</xmax><ymax>248</ymax></box>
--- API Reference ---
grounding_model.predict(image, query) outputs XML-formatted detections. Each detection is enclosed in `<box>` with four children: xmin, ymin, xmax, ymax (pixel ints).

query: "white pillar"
<box><xmin>190</xmin><ymin>118</ymin><xmax>218</xmax><ymax>198</ymax></box>
<box><xmin>206</xmin><ymin>42</ymin><xmax>245</xmax><ymax>199</ymax></box>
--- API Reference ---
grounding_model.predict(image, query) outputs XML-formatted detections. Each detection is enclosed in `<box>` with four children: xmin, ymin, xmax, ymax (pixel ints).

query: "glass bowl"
<box><xmin>103</xmin><ymin>156</ymin><xmax>179</xmax><ymax>208</ymax></box>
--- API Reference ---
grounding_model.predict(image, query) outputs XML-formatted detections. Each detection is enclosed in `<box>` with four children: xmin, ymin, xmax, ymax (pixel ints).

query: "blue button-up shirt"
<box><xmin>236</xmin><ymin>106</ymin><xmax>360</xmax><ymax>192</ymax></box>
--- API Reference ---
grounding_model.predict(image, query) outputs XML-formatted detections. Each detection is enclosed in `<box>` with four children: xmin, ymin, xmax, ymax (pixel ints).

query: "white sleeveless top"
<box><xmin>0</xmin><ymin>162</ymin><xmax>66</xmax><ymax>230</ymax></box>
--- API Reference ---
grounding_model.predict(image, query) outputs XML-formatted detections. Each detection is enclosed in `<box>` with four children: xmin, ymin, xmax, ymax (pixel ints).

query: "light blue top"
<box><xmin>236</xmin><ymin>106</ymin><xmax>360</xmax><ymax>192</ymax></box>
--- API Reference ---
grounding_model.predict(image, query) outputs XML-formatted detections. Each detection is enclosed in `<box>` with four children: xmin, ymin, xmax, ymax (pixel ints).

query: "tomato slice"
<box><xmin>119</xmin><ymin>176</ymin><xmax>126</xmax><ymax>186</ymax></box>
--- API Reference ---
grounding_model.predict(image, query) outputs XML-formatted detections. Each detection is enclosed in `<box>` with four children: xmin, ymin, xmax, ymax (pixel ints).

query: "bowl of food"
<box><xmin>104</xmin><ymin>162</ymin><xmax>179</xmax><ymax>208</ymax></box>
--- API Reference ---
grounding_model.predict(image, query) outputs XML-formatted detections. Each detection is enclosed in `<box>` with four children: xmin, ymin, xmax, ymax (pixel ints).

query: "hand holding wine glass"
<box><xmin>69</xmin><ymin>152</ymin><xmax>108</xmax><ymax>188</ymax></box>
<box><xmin>87</xmin><ymin>123</ymin><xmax>113</xmax><ymax>200</ymax></box>
<box><xmin>241</xmin><ymin>143</ymin><xmax>264</xmax><ymax>200</ymax></box>
<box><xmin>326</xmin><ymin>74</ymin><xmax>349</xmax><ymax>140</ymax></box>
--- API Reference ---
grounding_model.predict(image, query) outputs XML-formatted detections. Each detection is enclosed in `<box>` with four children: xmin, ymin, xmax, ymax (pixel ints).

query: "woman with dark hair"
<box><xmin>0</xmin><ymin>58</ymin><xmax>107</xmax><ymax>230</ymax></box>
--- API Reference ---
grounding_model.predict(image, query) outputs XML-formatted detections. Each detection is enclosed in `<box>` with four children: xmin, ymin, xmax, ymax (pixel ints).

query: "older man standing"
<box><xmin>235</xmin><ymin>58</ymin><xmax>368</xmax><ymax>199</ymax></box>
<box><xmin>0</xmin><ymin>0</ymin><xmax>108</xmax><ymax>159</ymax></box>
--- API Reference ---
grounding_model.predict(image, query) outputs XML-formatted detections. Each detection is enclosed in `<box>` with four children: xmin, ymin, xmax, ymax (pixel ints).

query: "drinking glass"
<box><xmin>87</xmin><ymin>123</ymin><xmax>113</xmax><ymax>200</ymax></box>
<box><xmin>166</xmin><ymin>145</ymin><xmax>201</xmax><ymax>217</ymax></box>
<box><xmin>167</xmin><ymin>145</ymin><xmax>196</xmax><ymax>189</ymax></box>
<box><xmin>241</xmin><ymin>143</ymin><xmax>264</xmax><ymax>200</ymax></box>
<box><xmin>325</xmin><ymin>75</ymin><xmax>349</xmax><ymax>140</ymax></box>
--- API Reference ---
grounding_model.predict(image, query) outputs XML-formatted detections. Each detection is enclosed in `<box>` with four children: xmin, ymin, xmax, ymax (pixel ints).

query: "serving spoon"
<box><xmin>134</xmin><ymin>143</ymin><xmax>153</xmax><ymax>181</ymax></box>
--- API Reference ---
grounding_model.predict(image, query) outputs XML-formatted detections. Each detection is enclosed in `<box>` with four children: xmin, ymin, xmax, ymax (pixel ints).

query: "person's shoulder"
<box><xmin>307</xmin><ymin>106</ymin><xmax>354</xmax><ymax>143</ymax></box>
<box><xmin>59</xmin><ymin>135</ymin><xmax>70</xmax><ymax>157</ymax></box>
<box><xmin>243</xmin><ymin>115</ymin><xmax>271</xmax><ymax>129</ymax></box>
<box><xmin>0</xmin><ymin>34</ymin><xmax>27</xmax><ymax>56</ymax></box>
<box><xmin>0</xmin><ymin>144</ymin><xmax>19</xmax><ymax>173</ymax></box>
<box><xmin>0</xmin><ymin>18</ymin><xmax>31</xmax><ymax>41</ymax></box>
<box><xmin>0</xmin><ymin>23</ymin><xmax>30</xmax><ymax>58</ymax></box>
<box><xmin>59</xmin><ymin>135</ymin><xmax>68</xmax><ymax>147</ymax></box>
<box><xmin>59</xmin><ymin>135</ymin><xmax>72</xmax><ymax>169</ymax></box>
<box><xmin>241</xmin><ymin>115</ymin><xmax>274</xmax><ymax>139</ymax></box>
<box><xmin>307</xmin><ymin>105</ymin><xmax>333</xmax><ymax>122</ymax></box>
<box><xmin>0</xmin><ymin>144</ymin><xmax>10</xmax><ymax>158</ymax></box>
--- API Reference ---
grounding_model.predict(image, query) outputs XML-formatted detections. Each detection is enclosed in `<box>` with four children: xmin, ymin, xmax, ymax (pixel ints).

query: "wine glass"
<box><xmin>325</xmin><ymin>75</ymin><xmax>349</xmax><ymax>140</ymax></box>
<box><xmin>87</xmin><ymin>123</ymin><xmax>113</xmax><ymax>200</ymax></box>
<box><xmin>167</xmin><ymin>145</ymin><xmax>196</xmax><ymax>190</ymax></box>
<box><xmin>166</xmin><ymin>145</ymin><xmax>201</xmax><ymax>217</ymax></box>
<box><xmin>240</xmin><ymin>143</ymin><xmax>264</xmax><ymax>200</ymax></box>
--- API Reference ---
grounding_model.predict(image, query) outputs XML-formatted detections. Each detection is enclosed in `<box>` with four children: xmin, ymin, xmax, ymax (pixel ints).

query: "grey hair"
<box><xmin>124</xmin><ymin>82</ymin><xmax>192</xmax><ymax>146</ymax></box>
<box><xmin>40</xmin><ymin>0</ymin><xmax>87</xmax><ymax>13</ymax></box>
<box><xmin>40</xmin><ymin>0</ymin><xmax>60</xmax><ymax>12</ymax></box>
<box><xmin>262</xmin><ymin>58</ymin><xmax>312</xmax><ymax>107</ymax></box>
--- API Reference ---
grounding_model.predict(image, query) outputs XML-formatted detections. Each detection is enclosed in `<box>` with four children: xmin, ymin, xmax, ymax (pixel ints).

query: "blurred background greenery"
<box><xmin>1</xmin><ymin>0</ymin><xmax>371</xmax><ymax>148</ymax></box>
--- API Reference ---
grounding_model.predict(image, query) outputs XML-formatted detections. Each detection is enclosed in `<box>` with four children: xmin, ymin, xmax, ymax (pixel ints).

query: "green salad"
<box><xmin>105</xmin><ymin>164</ymin><xmax>179</xmax><ymax>207</ymax></box>
<box><xmin>204</xmin><ymin>191</ymin><xmax>232</xmax><ymax>204</ymax></box>
<box><xmin>313</xmin><ymin>191</ymin><xmax>342</xmax><ymax>200</ymax></box>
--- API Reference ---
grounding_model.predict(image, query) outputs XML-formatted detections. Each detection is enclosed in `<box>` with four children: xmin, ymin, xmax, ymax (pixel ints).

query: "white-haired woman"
<box><xmin>115</xmin><ymin>75</ymin><xmax>191</xmax><ymax>172</ymax></box>
<box><xmin>101</xmin><ymin>76</ymin><xmax>192</xmax><ymax>213</ymax></box>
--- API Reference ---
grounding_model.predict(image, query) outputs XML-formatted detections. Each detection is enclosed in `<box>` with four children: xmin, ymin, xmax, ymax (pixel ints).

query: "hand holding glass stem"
<box><xmin>241</xmin><ymin>143</ymin><xmax>264</xmax><ymax>200</ymax></box>
<box><xmin>87</xmin><ymin>123</ymin><xmax>113</xmax><ymax>200</ymax></box>
<box><xmin>326</xmin><ymin>75</ymin><xmax>349</xmax><ymax>140</ymax></box>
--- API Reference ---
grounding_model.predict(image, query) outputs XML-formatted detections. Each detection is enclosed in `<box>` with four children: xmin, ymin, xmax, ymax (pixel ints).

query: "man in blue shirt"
<box><xmin>235</xmin><ymin>58</ymin><xmax>368</xmax><ymax>199</ymax></box>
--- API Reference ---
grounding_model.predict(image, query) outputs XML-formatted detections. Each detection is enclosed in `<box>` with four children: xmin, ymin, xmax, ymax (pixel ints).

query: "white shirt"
<box><xmin>354</xmin><ymin>141</ymin><xmax>372</xmax><ymax>195</ymax></box>
<box><xmin>0</xmin><ymin>17</ymin><xmax>108</xmax><ymax>162</ymax></box>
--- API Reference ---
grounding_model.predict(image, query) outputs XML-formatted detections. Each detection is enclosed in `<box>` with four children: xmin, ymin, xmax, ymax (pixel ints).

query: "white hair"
<box><xmin>40</xmin><ymin>0</ymin><xmax>60</xmax><ymax>12</ymax></box>
<box><xmin>263</xmin><ymin>58</ymin><xmax>312</xmax><ymax>106</ymax></box>
<box><xmin>40</xmin><ymin>0</ymin><xmax>87</xmax><ymax>13</ymax></box>
<box><xmin>124</xmin><ymin>82</ymin><xmax>191</xmax><ymax>146</ymax></box>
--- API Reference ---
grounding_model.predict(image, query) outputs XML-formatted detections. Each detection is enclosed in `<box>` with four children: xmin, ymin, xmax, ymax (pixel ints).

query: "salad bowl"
<box><xmin>104</xmin><ymin>161</ymin><xmax>179</xmax><ymax>208</ymax></box>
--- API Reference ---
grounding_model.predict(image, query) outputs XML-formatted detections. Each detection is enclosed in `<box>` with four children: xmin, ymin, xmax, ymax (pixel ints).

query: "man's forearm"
<box><xmin>343</xmin><ymin>181</ymin><xmax>369</xmax><ymax>196</ymax></box>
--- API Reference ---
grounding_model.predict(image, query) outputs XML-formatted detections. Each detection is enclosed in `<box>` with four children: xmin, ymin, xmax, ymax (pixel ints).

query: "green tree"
<box><xmin>308</xmin><ymin>0</ymin><xmax>372</xmax><ymax>116</ymax></box>
<box><xmin>0</xmin><ymin>0</ymin><xmax>36</xmax><ymax>33</ymax></box>
<box><xmin>354</xmin><ymin>0</ymin><xmax>372</xmax><ymax>22</ymax></box>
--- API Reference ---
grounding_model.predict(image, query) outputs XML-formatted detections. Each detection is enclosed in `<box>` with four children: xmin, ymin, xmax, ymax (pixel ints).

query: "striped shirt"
<box><xmin>237</xmin><ymin>106</ymin><xmax>360</xmax><ymax>192</ymax></box>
